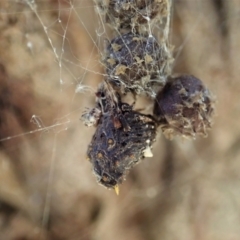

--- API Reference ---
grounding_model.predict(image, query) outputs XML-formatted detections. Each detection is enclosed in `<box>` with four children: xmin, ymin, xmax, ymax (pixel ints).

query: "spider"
<box><xmin>84</xmin><ymin>82</ymin><xmax>158</xmax><ymax>193</ymax></box>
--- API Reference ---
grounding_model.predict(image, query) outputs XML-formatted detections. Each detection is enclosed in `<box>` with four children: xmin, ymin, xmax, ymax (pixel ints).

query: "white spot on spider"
<box><xmin>143</xmin><ymin>146</ymin><xmax>153</xmax><ymax>157</ymax></box>
<box><xmin>143</xmin><ymin>139</ymin><xmax>153</xmax><ymax>157</ymax></box>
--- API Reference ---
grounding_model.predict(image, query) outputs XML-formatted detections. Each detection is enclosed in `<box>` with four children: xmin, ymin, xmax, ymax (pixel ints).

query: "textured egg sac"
<box><xmin>153</xmin><ymin>75</ymin><xmax>215</xmax><ymax>139</ymax></box>
<box><xmin>87</xmin><ymin>98</ymin><xmax>157</xmax><ymax>189</ymax></box>
<box><xmin>105</xmin><ymin>0</ymin><xmax>167</xmax><ymax>32</ymax></box>
<box><xmin>104</xmin><ymin>32</ymin><xmax>168</xmax><ymax>96</ymax></box>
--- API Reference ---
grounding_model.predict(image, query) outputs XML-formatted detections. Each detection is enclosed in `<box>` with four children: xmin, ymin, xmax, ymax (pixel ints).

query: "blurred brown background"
<box><xmin>0</xmin><ymin>0</ymin><xmax>240</xmax><ymax>239</ymax></box>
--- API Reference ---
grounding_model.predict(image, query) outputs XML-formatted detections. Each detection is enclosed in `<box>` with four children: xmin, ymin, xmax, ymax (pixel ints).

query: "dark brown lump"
<box><xmin>87</xmin><ymin>83</ymin><xmax>157</xmax><ymax>189</ymax></box>
<box><xmin>153</xmin><ymin>75</ymin><xmax>215</xmax><ymax>139</ymax></box>
<box><xmin>104</xmin><ymin>32</ymin><xmax>169</xmax><ymax>96</ymax></box>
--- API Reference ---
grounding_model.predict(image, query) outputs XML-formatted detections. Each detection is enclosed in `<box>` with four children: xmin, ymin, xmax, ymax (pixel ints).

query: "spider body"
<box><xmin>87</xmin><ymin>83</ymin><xmax>157</xmax><ymax>189</ymax></box>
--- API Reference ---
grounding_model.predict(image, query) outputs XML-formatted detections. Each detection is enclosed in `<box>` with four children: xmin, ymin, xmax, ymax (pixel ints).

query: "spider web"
<box><xmin>0</xmin><ymin>0</ymin><xmax>239</xmax><ymax>239</ymax></box>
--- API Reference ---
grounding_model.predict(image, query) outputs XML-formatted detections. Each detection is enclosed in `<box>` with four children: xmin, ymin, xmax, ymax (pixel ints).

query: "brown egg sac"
<box><xmin>104</xmin><ymin>32</ymin><xmax>170</xmax><ymax>97</ymax></box>
<box><xmin>86</xmin><ymin>83</ymin><xmax>157</xmax><ymax>190</ymax></box>
<box><xmin>153</xmin><ymin>75</ymin><xmax>215</xmax><ymax>139</ymax></box>
<box><xmin>102</xmin><ymin>0</ymin><xmax>168</xmax><ymax>32</ymax></box>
